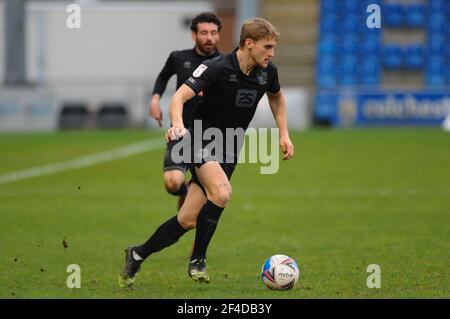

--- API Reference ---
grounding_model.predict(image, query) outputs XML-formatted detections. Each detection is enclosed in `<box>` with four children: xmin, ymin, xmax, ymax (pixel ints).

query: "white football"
<box><xmin>261</xmin><ymin>254</ymin><xmax>300</xmax><ymax>290</ymax></box>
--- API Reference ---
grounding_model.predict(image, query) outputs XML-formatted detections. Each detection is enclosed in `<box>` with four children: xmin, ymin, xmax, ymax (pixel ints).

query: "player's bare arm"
<box><xmin>267</xmin><ymin>90</ymin><xmax>294</xmax><ymax>161</ymax></box>
<box><xmin>166</xmin><ymin>84</ymin><xmax>196</xmax><ymax>142</ymax></box>
<box><xmin>149</xmin><ymin>93</ymin><xmax>163</xmax><ymax>127</ymax></box>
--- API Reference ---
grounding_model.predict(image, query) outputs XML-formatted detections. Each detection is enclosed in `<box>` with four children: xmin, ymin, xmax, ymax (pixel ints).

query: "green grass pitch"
<box><xmin>0</xmin><ymin>128</ymin><xmax>449</xmax><ymax>298</ymax></box>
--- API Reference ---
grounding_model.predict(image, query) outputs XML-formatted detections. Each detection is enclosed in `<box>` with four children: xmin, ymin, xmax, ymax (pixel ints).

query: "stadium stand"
<box><xmin>315</xmin><ymin>0</ymin><xmax>450</xmax><ymax>126</ymax></box>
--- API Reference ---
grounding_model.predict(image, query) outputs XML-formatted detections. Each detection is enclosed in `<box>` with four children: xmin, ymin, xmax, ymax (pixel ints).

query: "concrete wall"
<box><xmin>21</xmin><ymin>1</ymin><xmax>213</xmax><ymax>82</ymax></box>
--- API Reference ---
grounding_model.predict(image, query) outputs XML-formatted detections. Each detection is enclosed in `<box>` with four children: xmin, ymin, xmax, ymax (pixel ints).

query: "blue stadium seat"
<box><xmin>382</xmin><ymin>45</ymin><xmax>403</xmax><ymax>69</ymax></box>
<box><xmin>319</xmin><ymin>54</ymin><xmax>335</xmax><ymax>65</ymax></box>
<box><xmin>406</xmin><ymin>4</ymin><xmax>426</xmax><ymax>27</ymax></box>
<box><xmin>335</xmin><ymin>16</ymin><xmax>357</xmax><ymax>34</ymax></box>
<box><xmin>446</xmin><ymin>2</ymin><xmax>450</xmax><ymax>15</ymax></box>
<box><xmin>426</xmin><ymin>57</ymin><xmax>445</xmax><ymax>86</ymax></box>
<box><xmin>428</xmin><ymin>14</ymin><xmax>446</xmax><ymax>33</ymax></box>
<box><xmin>361</xmin><ymin>74</ymin><xmax>379</xmax><ymax>86</ymax></box>
<box><xmin>364</xmin><ymin>0</ymin><xmax>381</xmax><ymax>5</ymax></box>
<box><xmin>338</xmin><ymin>55</ymin><xmax>358</xmax><ymax>86</ymax></box>
<box><xmin>340</xmin><ymin>36</ymin><xmax>358</xmax><ymax>55</ymax></box>
<box><xmin>360</xmin><ymin>68</ymin><xmax>380</xmax><ymax>85</ymax></box>
<box><xmin>362</xmin><ymin>36</ymin><xmax>380</xmax><ymax>54</ymax></box>
<box><xmin>343</xmin><ymin>15</ymin><xmax>360</xmax><ymax>33</ymax></box>
<box><xmin>340</xmin><ymin>55</ymin><xmax>358</xmax><ymax>74</ymax></box>
<box><xmin>428</xmin><ymin>56</ymin><xmax>445</xmax><ymax>73</ymax></box>
<box><xmin>340</xmin><ymin>74</ymin><xmax>358</xmax><ymax>86</ymax></box>
<box><xmin>319</xmin><ymin>35</ymin><xmax>338</xmax><ymax>55</ymax></box>
<box><xmin>320</xmin><ymin>14</ymin><xmax>338</xmax><ymax>33</ymax></box>
<box><xmin>445</xmin><ymin>44</ymin><xmax>450</xmax><ymax>60</ymax></box>
<box><xmin>317</xmin><ymin>73</ymin><xmax>337</xmax><ymax>88</ymax></box>
<box><xmin>447</xmin><ymin>67</ymin><xmax>450</xmax><ymax>85</ymax></box>
<box><xmin>360</xmin><ymin>56</ymin><xmax>380</xmax><ymax>85</ymax></box>
<box><xmin>426</xmin><ymin>72</ymin><xmax>445</xmax><ymax>86</ymax></box>
<box><xmin>362</xmin><ymin>56</ymin><xmax>380</xmax><ymax>73</ymax></box>
<box><xmin>317</xmin><ymin>53</ymin><xmax>337</xmax><ymax>85</ymax></box>
<box><xmin>318</xmin><ymin>55</ymin><xmax>336</xmax><ymax>74</ymax></box>
<box><xmin>430</xmin><ymin>12</ymin><xmax>446</xmax><ymax>21</ymax></box>
<box><xmin>322</xmin><ymin>0</ymin><xmax>338</xmax><ymax>14</ymax></box>
<box><xmin>383</xmin><ymin>3</ymin><xmax>405</xmax><ymax>27</ymax></box>
<box><xmin>430</xmin><ymin>0</ymin><xmax>445</xmax><ymax>12</ymax></box>
<box><xmin>428</xmin><ymin>35</ymin><xmax>445</xmax><ymax>55</ymax></box>
<box><xmin>333</xmin><ymin>1</ymin><xmax>348</xmax><ymax>16</ymax></box>
<box><xmin>344</xmin><ymin>0</ymin><xmax>360</xmax><ymax>12</ymax></box>
<box><xmin>404</xmin><ymin>45</ymin><xmax>425</xmax><ymax>69</ymax></box>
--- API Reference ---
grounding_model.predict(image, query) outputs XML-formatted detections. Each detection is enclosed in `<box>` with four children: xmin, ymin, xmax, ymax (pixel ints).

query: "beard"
<box><xmin>196</xmin><ymin>41</ymin><xmax>217</xmax><ymax>56</ymax></box>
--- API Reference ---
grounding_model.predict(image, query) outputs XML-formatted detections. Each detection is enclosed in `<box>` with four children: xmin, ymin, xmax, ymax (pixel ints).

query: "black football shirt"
<box><xmin>184</xmin><ymin>48</ymin><xmax>281</xmax><ymax>132</ymax></box>
<box><xmin>152</xmin><ymin>47</ymin><xmax>222</xmax><ymax>127</ymax></box>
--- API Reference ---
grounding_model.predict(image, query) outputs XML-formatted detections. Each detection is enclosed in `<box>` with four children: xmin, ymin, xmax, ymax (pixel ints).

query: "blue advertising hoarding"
<box><xmin>315</xmin><ymin>90</ymin><xmax>450</xmax><ymax>127</ymax></box>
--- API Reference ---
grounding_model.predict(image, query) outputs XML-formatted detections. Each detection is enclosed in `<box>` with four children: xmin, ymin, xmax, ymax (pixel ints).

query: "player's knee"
<box><xmin>164</xmin><ymin>177</ymin><xmax>183</xmax><ymax>194</ymax></box>
<box><xmin>209</xmin><ymin>184</ymin><xmax>232</xmax><ymax>207</ymax></box>
<box><xmin>177</xmin><ymin>216</ymin><xmax>196</xmax><ymax>230</ymax></box>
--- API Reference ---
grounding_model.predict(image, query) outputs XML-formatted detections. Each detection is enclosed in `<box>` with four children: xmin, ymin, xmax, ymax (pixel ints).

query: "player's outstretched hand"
<box><xmin>280</xmin><ymin>136</ymin><xmax>294</xmax><ymax>161</ymax></box>
<box><xmin>165</xmin><ymin>126</ymin><xmax>187</xmax><ymax>142</ymax></box>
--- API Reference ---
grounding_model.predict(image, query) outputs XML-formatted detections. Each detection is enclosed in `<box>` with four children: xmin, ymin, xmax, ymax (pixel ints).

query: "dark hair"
<box><xmin>190</xmin><ymin>12</ymin><xmax>222</xmax><ymax>33</ymax></box>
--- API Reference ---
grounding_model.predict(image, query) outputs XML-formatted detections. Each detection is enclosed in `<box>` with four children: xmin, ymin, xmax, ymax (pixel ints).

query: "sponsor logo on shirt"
<box><xmin>235</xmin><ymin>89</ymin><xmax>257</xmax><ymax>108</ymax></box>
<box><xmin>193</xmin><ymin>64</ymin><xmax>208</xmax><ymax>78</ymax></box>
<box><xmin>183</xmin><ymin>61</ymin><xmax>192</xmax><ymax>69</ymax></box>
<box><xmin>229</xmin><ymin>74</ymin><xmax>238</xmax><ymax>82</ymax></box>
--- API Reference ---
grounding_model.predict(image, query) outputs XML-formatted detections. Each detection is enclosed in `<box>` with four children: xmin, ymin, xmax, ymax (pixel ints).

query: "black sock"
<box><xmin>134</xmin><ymin>215</ymin><xmax>188</xmax><ymax>259</ymax></box>
<box><xmin>191</xmin><ymin>200</ymin><xmax>225</xmax><ymax>261</ymax></box>
<box><xmin>168</xmin><ymin>182</ymin><xmax>188</xmax><ymax>196</ymax></box>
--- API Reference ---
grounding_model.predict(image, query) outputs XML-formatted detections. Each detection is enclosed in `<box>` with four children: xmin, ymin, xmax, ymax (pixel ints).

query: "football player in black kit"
<box><xmin>150</xmin><ymin>12</ymin><xmax>222</xmax><ymax>209</ymax></box>
<box><xmin>120</xmin><ymin>18</ymin><xmax>294</xmax><ymax>287</ymax></box>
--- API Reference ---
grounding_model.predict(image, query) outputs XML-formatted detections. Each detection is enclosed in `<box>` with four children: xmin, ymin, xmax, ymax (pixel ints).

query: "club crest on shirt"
<box><xmin>193</xmin><ymin>64</ymin><xmax>208</xmax><ymax>78</ymax></box>
<box><xmin>183</xmin><ymin>61</ymin><xmax>192</xmax><ymax>69</ymax></box>
<box><xmin>257</xmin><ymin>70</ymin><xmax>267</xmax><ymax>85</ymax></box>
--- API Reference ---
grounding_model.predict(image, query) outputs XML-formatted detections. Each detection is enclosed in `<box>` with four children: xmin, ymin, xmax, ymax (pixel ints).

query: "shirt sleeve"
<box><xmin>152</xmin><ymin>52</ymin><xmax>176</xmax><ymax>96</ymax></box>
<box><xmin>267</xmin><ymin>64</ymin><xmax>281</xmax><ymax>94</ymax></box>
<box><xmin>183</xmin><ymin>60</ymin><xmax>217</xmax><ymax>94</ymax></box>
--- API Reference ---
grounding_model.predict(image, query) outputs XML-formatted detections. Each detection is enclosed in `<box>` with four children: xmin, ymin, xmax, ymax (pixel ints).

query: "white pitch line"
<box><xmin>0</xmin><ymin>138</ymin><xmax>165</xmax><ymax>185</ymax></box>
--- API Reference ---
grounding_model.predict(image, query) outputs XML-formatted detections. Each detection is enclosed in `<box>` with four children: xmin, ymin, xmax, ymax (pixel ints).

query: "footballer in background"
<box><xmin>149</xmin><ymin>12</ymin><xmax>223</xmax><ymax>209</ymax></box>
